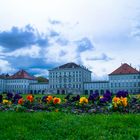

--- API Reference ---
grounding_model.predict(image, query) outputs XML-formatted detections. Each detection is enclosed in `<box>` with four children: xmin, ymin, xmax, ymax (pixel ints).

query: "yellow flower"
<box><xmin>120</xmin><ymin>97</ymin><xmax>128</xmax><ymax>107</ymax></box>
<box><xmin>113</xmin><ymin>102</ymin><xmax>118</xmax><ymax>108</ymax></box>
<box><xmin>112</xmin><ymin>96</ymin><xmax>128</xmax><ymax>108</ymax></box>
<box><xmin>100</xmin><ymin>96</ymin><xmax>103</xmax><ymax>99</ymax></box>
<box><xmin>16</xmin><ymin>108</ymin><xmax>18</xmax><ymax>112</ymax></box>
<box><xmin>55</xmin><ymin>109</ymin><xmax>59</xmax><ymax>112</ymax></box>
<box><xmin>112</xmin><ymin>96</ymin><xmax>120</xmax><ymax>108</ymax></box>
<box><xmin>8</xmin><ymin>101</ymin><xmax>12</xmax><ymax>105</ymax></box>
<box><xmin>3</xmin><ymin>99</ymin><xmax>9</xmax><ymax>104</ymax></box>
<box><xmin>136</xmin><ymin>94</ymin><xmax>140</xmax><ymax>99</ymax></box>
<box><xmin>64</xmin><ymin>99</ymin><xmax>67</xmax><ymax>103</ymax></box>
<box><xmin>79</xmin><ymin>97</ymin><xmax>88</xmax><ymax>104</ymax></box>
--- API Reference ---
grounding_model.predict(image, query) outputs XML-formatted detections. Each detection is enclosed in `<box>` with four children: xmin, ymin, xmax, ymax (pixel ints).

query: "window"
<box><xmin>134</xmin><ymin>76</ymin><xmax>136</xmax><ymax>79</ymax></box>
<box><xmin>73</xmin><ymin>84</ymin><xmax>75</xmax><ymax>88</ymax></box>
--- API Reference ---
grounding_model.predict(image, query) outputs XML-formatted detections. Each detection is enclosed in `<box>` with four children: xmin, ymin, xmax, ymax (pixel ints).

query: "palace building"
<box><xmin>0</xmin><ymin>70</ymin><xmax>48</xmax><ymax>94</ymax></box>
<box><xmin>0</xmin><ymin>62</ymin><xmax>139</xmax><ymax>94</ymax></box>
<box><xmin>84</xmin><ymin>63</ymin><xmax>140</xmax><ymax>94</ymax></box>
<box><xmin>49</xmin><ymin>62</ymin><xmax>91</xmax><ymax>94</ymax></box>
<box><xmin>109</xmin><ymin>63</ymin><xmax>140</xmax><ymax>94</ymax></box>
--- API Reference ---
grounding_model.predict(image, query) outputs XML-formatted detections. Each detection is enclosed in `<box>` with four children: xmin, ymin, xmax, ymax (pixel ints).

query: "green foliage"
<box><xmin>0</xmin><ymin>112</ymin><xmax>140</xmax><ymax>140</ymax></box>
<box><xmin>36</xmin><ymin>76</ymin><xmax>48</xmax><ymax>83</ymax></box>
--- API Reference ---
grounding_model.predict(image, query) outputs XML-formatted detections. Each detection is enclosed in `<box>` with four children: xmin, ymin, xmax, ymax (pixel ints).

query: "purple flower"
<box><xmin>71</xmin><ymin>95</ymin><xmax>80</xmax><ymax>102</ymax></box>
<box><xmin>116</xmin><ymin>91</ymin><xmax>128</xmax><ymax>98</ymax></box>
<box><xmin>131</xmin><ymin>97</ymin><xmax>137</xmax><ymax>104</ymax></box>
<box><xmin>100</xmin><ymin>97</ymin><xmax>108</xmax><ymax>103</ymax></box>
<box><xmin>6</xmin><ymin>93</ymin><xmax>13</xmax><ymax>100</ymax></box>
<box><xmin>88</xmin><ymin>90</ymin><xmax>99</xmax><ymax>101</ymax></box>
<box><xmin>65</xmin><ymin>94</ymin><xmax>70</xmax><ymax>100</ymax></box>
<box><xmin>42</xmin><ymin>96</ymin><xmax>47</xmax><ymax>103</ymax></box>
<box><xmin>0</xmin><ymin>95</ymin><xmax>2</xmax><ymax>103</ymax></box>
<box><xmin>103</xmin><ymin>90</ymin><xmax>112</xmax><ymax>101</ymax></box>
<box><xmin>13</xmin><ymin>94</ymin><xmax>22</xmax><ymax>103</ymax></box>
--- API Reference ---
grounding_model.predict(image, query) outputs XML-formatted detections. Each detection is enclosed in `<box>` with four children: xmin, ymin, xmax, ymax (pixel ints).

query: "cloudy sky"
<box><xmin>0</xmin><ymin>0</ymin><xmax>140</xmax><ymax>79</ymax></box>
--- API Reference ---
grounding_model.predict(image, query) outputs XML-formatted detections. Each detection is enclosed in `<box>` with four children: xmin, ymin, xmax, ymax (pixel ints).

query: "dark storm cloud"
<box><xmin>5</xmin><ymin>54</ymin><xmax>61</xmax><ymax>70</ymax></box>
<box><xmin>0</xmin><ymin>24</ymin><xmax>49</xmax><ymax>51</ymax></box>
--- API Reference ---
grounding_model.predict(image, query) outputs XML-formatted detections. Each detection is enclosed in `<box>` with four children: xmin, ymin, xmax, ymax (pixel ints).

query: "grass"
<box><xmin>0</xmin><ymin>112</ymin><xmax>140</xmax><ymax>140</ymax></box>
<box><xmin>2</xmin><ymin>93</ymin><xmax>89</xmax><ymax>100</ymax></box>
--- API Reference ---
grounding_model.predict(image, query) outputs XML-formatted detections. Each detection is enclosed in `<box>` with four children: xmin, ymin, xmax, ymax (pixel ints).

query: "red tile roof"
<box><xmin>109</xmin><ymin>63</ymin><xmax>139</xmax><ymax>75</ymax></box>
<box><xmin>10</xmin><ymin>70</ymin><xmax>36</xmax><ymax>80</ymax></box>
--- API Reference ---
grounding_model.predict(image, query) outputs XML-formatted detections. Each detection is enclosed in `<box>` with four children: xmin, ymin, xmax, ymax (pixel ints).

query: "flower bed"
<box><xmin>0</xmin><ymin>90</ymin><xmax>140</xmax><ymax>113</ymax></box>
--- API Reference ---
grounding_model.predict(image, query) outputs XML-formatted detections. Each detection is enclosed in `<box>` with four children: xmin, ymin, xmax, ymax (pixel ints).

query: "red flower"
<box><xmin>26</xmin><ymin>95</ymin><xmax>34</xmax><ymax>102</ymax></box>
<box><xmin>53</xmin><ymin>97</ymin><xmax>61</xmax><ymax>104</ymax></box>
<box><xmin>46</xmin><ymin>95</ymin><xmax>53</xmax><ymax>103</ymax></box>
<box><xmin>18</xmin><ymin>98</ymin><xmax>24</xmax><ymax>105</ymax></box>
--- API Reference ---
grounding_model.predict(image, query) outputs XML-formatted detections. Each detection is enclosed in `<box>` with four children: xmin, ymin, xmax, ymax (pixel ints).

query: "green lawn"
<box><xmin>0</xmin><ymin>112</ymin><xmax>140</xmax><ymax>140</ymax></box>
<box><xmin>2</xmin><ymin>94</ymin><xmax>68</xmax><ymax>100</ymax></box>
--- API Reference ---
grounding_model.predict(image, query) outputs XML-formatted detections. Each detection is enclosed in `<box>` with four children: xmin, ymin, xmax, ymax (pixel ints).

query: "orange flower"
<box><xmin>18</xmin><ymin>98</ymin><xmax>24</xmax><ymax>105</ymax></box>
<box><xmin>53</xmin><ymin>97</ymin><xmax>61</xmax><ymax>104</ymax></box>
<box><xmin>120</xmin><ymin>97</ymin><xmax>127</xmax><ymax>107</ymax></box>
<box><xmin>26</xmin><ymin>94</ymin><xmax>34</xmax><ymax>102</ymax></box>
<box><xmin>112</xmin><ymin>96</ymin><xmax>120</xmax><ymax>108</ymax></box>
<box><xmin>112</xmin><ymin>96</ymin><xmax>128</xmax><ymax>108</ymax></box>
<box><xmin>46</xmin><ymin>95</ymin><xmax>53</xmax><ymax>103</ymax></box>
<box><xmin>112</xmin><ymin>96</ymin><xmax>120</xmax><ymax>103</ymax></box>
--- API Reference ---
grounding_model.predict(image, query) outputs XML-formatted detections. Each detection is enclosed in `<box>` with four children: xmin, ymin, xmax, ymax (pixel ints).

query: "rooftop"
<box><xmin>51</xmin><ymin>62</ymin><xmax>91</xmax><ymax>71</ymax></box>
<box><xmin>0</xmin><ymin>74</ymin><xmax>10</xmax><ymax>79</ymax></box>
<box><xmin>10</xmin><ymin>69</ymin><xmax>36</xmax><ymax>80</ymax></box>
<box><xmin>109</xmin><ymin>63</ymin><xmax>139</xmax><ymax>75</ymax></box>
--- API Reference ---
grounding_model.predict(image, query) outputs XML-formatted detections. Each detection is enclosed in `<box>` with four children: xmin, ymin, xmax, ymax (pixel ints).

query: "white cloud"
<box><xmin>0</xmin><ymin>59</ymin><xmax>15</xmax><ymax>73</ymax></box>
<box><xmin>0</xmin><ymin>0</ymin><xmax>140</xmax><ymax>78</ymax></box>
<box><xmin>6</xmin><ymin>45</ymin><xmax>41</xmax><ymax>58</ymax></box>
<box><xmin>29</xmin><ymin>68</ymin><xmax>49</xmax><ymax>77</ymax></box>
<box><xmin>44</xmin><ymin>43</ymin><xmax>78</xmax><ymax>64</ymax></box>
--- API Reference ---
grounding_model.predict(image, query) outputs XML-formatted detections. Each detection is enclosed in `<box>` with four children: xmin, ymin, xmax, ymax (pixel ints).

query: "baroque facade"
<box><xmin>0</xmin><ymin>62</ymin><xmax>140</xmax><ymax>94</ymax></box>
<box><xmin>49</xmin><ymin>63</ymin><xmax>91</xmax><ymax>94</ymax></box>
<box><xmin>109</xmin><ymin>63</ymin><xmax>140</xmax><ymax>94</ymax></box>
<box><xmin>84</xmin><ymin>63</ymin><xmax>140</xmax><ymax>94</ymax></box>
<box><xmin>0</xmin><ymin>70</ymin><xmax>48</xmax><ymax>94</ymax></box>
